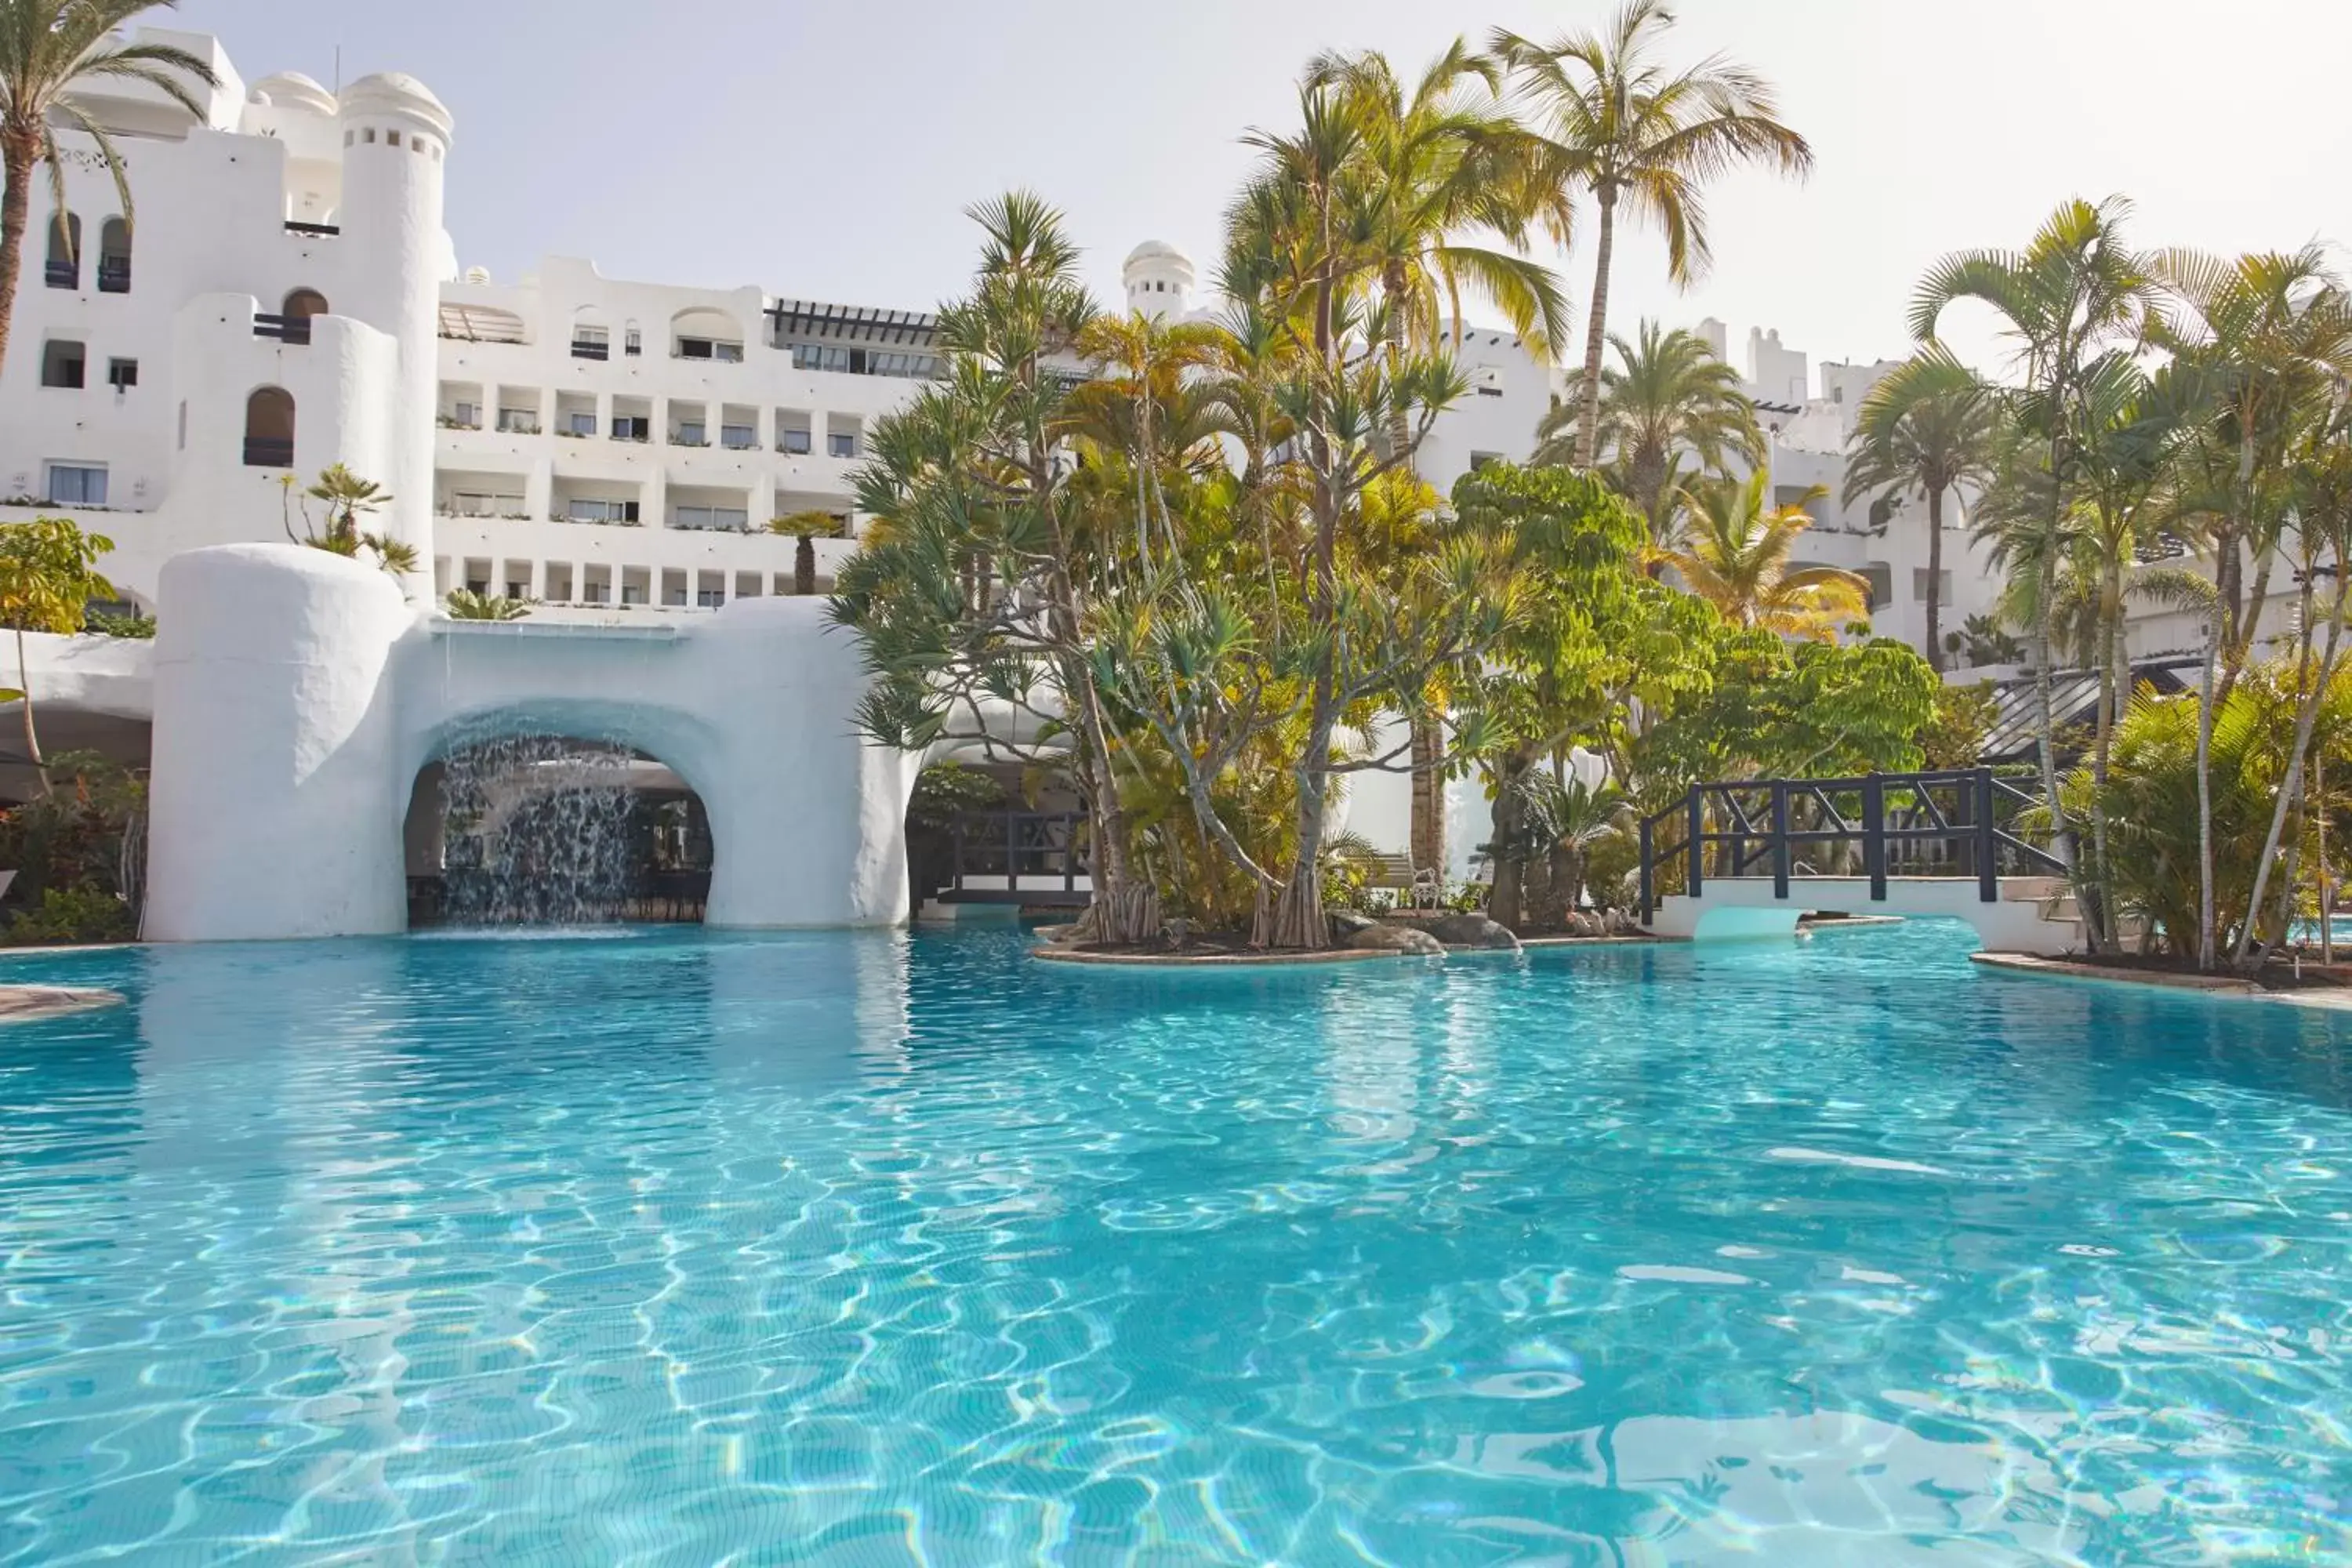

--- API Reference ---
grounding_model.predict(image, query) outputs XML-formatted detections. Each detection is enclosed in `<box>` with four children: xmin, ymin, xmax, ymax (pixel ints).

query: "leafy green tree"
<box><xmin>1664</xmin><ymin>470</ymin><xmax>1868</xmax><ymax>637</ymax></box>
<box><xmin>833</xmin><ymin>192</ymin><xmax>1164</xmax><ymax>944</ymax></box>
<box><xmin>0</xmin><ymin>2</ymin><xmax>215</xmax><ymax>379</ymax></box>
<box><xmin>1535</xmin><ymin>318</ymin><xmax>1763</xmax><ymax>543</ymax></box>
<box><xmin>1842</xmin><ymin>343</ymin><xmax>1998</xmax><ymax>672</ymax></box>
<box><xmin>1636</xmin><ymin>630</ymin><xmax>1940</xmax><ymax>790</ymax></box>
<box><xmin>1491</xmin><ymin>1</ymin><xmax>1811</xmax><ymax>466</ymax></box>
<box><xmin>0</xmin><ymin>517</ymin><xmax>114</xmax><ymax>794</ymax></box>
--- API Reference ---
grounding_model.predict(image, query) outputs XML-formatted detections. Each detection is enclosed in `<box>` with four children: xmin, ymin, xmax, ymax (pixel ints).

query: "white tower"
<box><xmin>332</xmin><ymin>73</ymin><xmax>455</xmax><ymax>572</ymax></box>
<box><xmin>1122</xmin><ymin>240</ymin><xmax>1195</xmax><ymax>322</ymax></box>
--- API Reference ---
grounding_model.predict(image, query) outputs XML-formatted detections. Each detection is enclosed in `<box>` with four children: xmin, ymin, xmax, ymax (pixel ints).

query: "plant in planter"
<box><xmin>444</xmin><ymin>589</ymin><xmax>532</xmax><ymax>621</ymax></box>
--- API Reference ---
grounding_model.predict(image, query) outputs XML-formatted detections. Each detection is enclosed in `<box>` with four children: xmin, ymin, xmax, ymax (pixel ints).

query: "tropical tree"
<box><xmin>1910</xmin><ymin>195</ymin><xmax>2154</xmax><ymax>954</ymax></box>
<box><xmin>1537</xmin><ymin>318</ymin><xmax>1763</xmax><ymax>542</ymax></box>
<box><xmin>833</xmin><ymin>191</ymin><xmax>1163</xmax><ymax>945</ymax></box>
<box><xmin>282</xmin><ymin>465</ymin><xmax>416</xmax><ymax>576</ymax></box>
<box><xmin>1664</xmin><ymin>470</ymin><xmax>1867</xmax><ymax>637</ymax></box>
<box><xmin>2142</xmin><ymin>247</ymin><xmax>2352</xmax><ymax>965</ymax></box>
<box><xmin>1501</xmin><ymin>772</ymin><xmax>1629</xmax><ymax>928</ymax></box>
<box><xmin>0</xmin><ymin>517</ymin><xmax>113</xmax><ymax>795</ymax></box>
<box><xmin>0</xmin><ymin>2</ymin><xmax>216</xmax><ymax>380</ymax></box>
<box><xmin>1490</xmin><ymin>1</ymin><xmax>1812</xmax><ymax>467</ymax></box>
<box><xmin>1842</xmin><ymin>343</ymin><xmax>1998</xmax><ymax>672</ymax></box>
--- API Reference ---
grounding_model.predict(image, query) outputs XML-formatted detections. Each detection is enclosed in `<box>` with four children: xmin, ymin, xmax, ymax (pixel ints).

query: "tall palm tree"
<box><xmin>1665</xmin><ymin>470</ymin><xmax>1867</xmax><ymax>638</ymax></box>
<box><xmin>0</xmin><ymin>2</ymin><xmax>215</xmax><ymax>379</ymax></box>
<box><xmin>1490</xmin><ymin>2</ymin><xmax>1811</xmax><ymax>468</ymax></box>
<box><xmin>2141</xmin><ymin>247</ymin><xmax>2352</xmax><ymax>967</ymax></box>
<box><xmin>1842</xmin><ymin>345</ymin><xmax>1998</xmax><ymax>673</ymax></box>
<box><xmin>1297</xmin><ymin>43</ymin><xmax>1570</xmax><ymax>882</ymax></box>
<box><xmin>1537</xmin><ymin>318</ymin><xmax>1763</xmax><ymax>543</ymax></box>
<box><xmin>1910</xmin><ymin>195</ymin><xmax>2153</xmax><ymax>955</ymax></box>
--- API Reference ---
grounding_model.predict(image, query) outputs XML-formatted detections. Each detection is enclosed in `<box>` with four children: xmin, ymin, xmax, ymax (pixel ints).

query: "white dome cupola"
<box><xmin>1123</xmin><ymin>239</ymin><xmax>1195</xmax><ymax>321</ymax></box>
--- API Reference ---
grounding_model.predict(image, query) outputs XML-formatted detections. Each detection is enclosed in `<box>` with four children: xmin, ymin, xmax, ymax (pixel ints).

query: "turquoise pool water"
<box><xmin>2</xmin><ymin>924</ymin><xmax>2347</xmax><ymax>1564</ymax></box>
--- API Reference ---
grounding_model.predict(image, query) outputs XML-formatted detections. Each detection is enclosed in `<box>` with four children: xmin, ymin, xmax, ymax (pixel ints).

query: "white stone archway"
<box><xmin>145</xmin><ymin>544</ymin><xmax>916</xmax><ymax>941</ymax></box>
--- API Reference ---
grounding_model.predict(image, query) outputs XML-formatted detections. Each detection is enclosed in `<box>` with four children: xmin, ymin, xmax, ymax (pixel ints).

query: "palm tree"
<box><xmin>443</xmin><ymin>588</ymin><xmax>529</xmax><ymax>622</ymax></box>
<box><xmin>1513</xmin><ymin>771</ymin><xmax>1628</xmax><ymax>926</ymax></box>
<box><xmin>1490</xmin><ymin>1</ymin><xmax>1812</xmax><ymax>468</ymax></box>
<box><xmin>1537</xmin><ymin>318</ymin><xmax>1763</xmax><ymax>542</ymax></box>
<box><xmin>770</xmin><ymin>508</ymin><xmax>842</xmax><ymax>594</ymax></box>
<box><xmin>1842</xmin><ymin>344</ymin><xmax>1998</xmax><ymax>673</ymax></box>
<box><xmin>1665</xmin><ymin>470</ymin><xmax>1867</xmax><ymax>637</ymax></box>
<box><xmin>1909</xmin><ymin>195</ymin><xmax>2154</xmax><ymax>954</ymax></box>
<box><xmin>0</xmin><ymin>3</ymin><xmax>215</xmax><ymax>379</ymax></box>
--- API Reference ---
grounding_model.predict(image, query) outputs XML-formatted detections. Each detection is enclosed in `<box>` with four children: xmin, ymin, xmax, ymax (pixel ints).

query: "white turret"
<box><xmin>1122</xmin><ymin>240</ymin><xmax>1195</xmax><ymax>322</ymax></box>
<box><xmin>333</xmin><ymin>72</ymin><xmax>454</xmax><ymax>572</ymax></box>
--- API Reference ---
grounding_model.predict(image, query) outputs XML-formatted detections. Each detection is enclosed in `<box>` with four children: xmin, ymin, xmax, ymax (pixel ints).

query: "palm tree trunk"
<box><xmin>1923</xmin><ymin>485</ymin><xmax>1945</xmax><ymax>674</ymax></box>
<box><xmin>1573</xmin><ymin>189</ymin><xmax>1617</xmax><ymax>469</ymax></box>
<box><xmin>2234</xmin><ymin>579</ymin><xmax>2337</xmax><ymax>970</ymax></box>
<box><xmin>16</xmin><ymin>624</ymin><xmax>45</xmax><ymax>797</ymax></box>
<box><xmin>2195</xmin><ymin>620</ymin><xmax>2220</xmax><ymax>969</ymax></box>
<box><xmin>1410</xmin><ymin>716</ymin><xmax>1445</xmax><ymax>881</ymax></box>
<box><xmin>0</xmin><ymin>140</ymin><xmax>34</xmax><ymax>385</ymax></box>
<box><xmin>793</xmin><ymin>535</ymin><xmax>816</xmax><ymax>595</ymax></box>
<box><xmin>1485</xmin><ymin>750</ymin><xmax>1534</xmax><ymax>929</ymax></box>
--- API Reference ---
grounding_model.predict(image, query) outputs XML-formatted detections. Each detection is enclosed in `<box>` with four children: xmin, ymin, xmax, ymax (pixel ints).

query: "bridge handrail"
<box><xmin>1637</xmin><ymin>766</ymin><xmax>2067</xmax><ymax>922</ymax></box>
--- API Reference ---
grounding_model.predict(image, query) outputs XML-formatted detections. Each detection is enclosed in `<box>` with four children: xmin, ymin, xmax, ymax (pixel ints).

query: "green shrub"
<box><xmin>5</xmin><ymin>884</ymin><xmax>133</xmax><ymax>945</ymax></box>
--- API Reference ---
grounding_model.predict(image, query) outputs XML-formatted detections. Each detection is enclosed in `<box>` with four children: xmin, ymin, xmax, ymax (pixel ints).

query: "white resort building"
<box><xmin>0</xmin><ymin>27</ymin><xmax>2236</xmax><ymax>933</ymax></box>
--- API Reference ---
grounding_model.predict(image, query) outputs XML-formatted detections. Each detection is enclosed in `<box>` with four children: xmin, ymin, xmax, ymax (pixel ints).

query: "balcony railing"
<box><xmin>570</xmin><ymin>339</ymin><xmax>610</xmax><ymax>361</ymax></box>
<box><xmin>243</xmin><ymin>437</ymin><xmax>295</xmax><ymax>468</ymax></box>
<box><xmin>284</xmin><ymin>220</ymin><xmax>340</xmax><ymax>238</ymax></box>
<box><xmin>96</xmin><ymin>257</ymin><xmax>129</xmax><ymax>293</ymax></box>
<box><xmin>44</xmin><ymin>260</ymin><xmax>74</xmax><ymax>289</ymax></box>
<box><xmin>254</xmin><ymin>313</ymin><xmax>312</xmax><ymax>345</ymax></box>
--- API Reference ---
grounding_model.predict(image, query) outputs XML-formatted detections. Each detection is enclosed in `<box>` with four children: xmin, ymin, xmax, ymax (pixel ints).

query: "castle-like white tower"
<box><xmin>1122</xmin><ymin>240</ymin><xmax>1195</xmax><ymax>321</ymax></box>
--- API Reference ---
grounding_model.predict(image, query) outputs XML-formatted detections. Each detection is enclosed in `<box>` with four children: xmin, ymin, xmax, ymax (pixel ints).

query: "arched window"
<box><xmin>96</xmin><ymin>217</ymin><xmax>129</xmax><ymax>293</ymax></box>
<box><xmin>244</xmin><ymin>387</ymin><xmax>296</xmax><ymax>467</ymax></box>
<box><xmin>45</xmin><ymin>212</ymin><xmax>80</xmax><ymax>288</ymax></box>
<box><xmin>282</xmin><ymin>288</ymin><xmax>329</xmax><ymax>320</ymax></box>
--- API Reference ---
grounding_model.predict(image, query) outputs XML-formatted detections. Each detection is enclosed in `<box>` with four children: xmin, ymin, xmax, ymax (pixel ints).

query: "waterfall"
<box><xmin>435</xmin><ymin>734</ymin><xmax>648</xmax><ymax>926</ymax></box>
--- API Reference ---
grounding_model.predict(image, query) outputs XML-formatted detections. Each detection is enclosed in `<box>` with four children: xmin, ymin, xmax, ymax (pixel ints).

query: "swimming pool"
<box><xmin>2</xmin><ymin>924</ymin><xmax>2345</xmax><ymax>1563</ymax></box>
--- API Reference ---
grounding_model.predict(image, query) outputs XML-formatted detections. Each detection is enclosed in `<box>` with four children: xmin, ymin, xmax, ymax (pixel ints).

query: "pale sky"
<box><xmin>180</xmin><ymin>0</ymin><xmax>2350</xmax><ymax>380</ymax></box>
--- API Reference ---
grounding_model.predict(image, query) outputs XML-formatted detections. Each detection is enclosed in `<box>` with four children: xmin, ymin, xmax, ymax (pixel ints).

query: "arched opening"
<box><xmin>403</xmin><ymin>734</ymin><xmax>713</xmax><ymax>927</ymax></box>
<box><xmin>243</xmin><ymin>386</ymin><xmax>296</xmax><ymax>467</ymax></box>
<box><xmin>670</xmin><ymin>306</ymin><xmax>744</xmax><ymax>362</ymax></box>
<box><xmin>44</xmin><ymin>212</ymin><xmax>79</xmax><ymax>287</ymax></box>
<box><xmin>281</xmin><ymin>287</ymin><xmax>329</xmax><ymax>320</ymax></box>
<box><xmin>904</xmin><ymin>754</ymin><xmax>1087</xmax><ymax>922</ymax></box>
<box><xmin>569</xmin><ymin>307</ymin><xmax>610</xmax><ymax>361</ymax></box>
<box><xmin>96</xmin><ymin>217</ymin><xmax>129</xmax><ymax>292</ymax></box>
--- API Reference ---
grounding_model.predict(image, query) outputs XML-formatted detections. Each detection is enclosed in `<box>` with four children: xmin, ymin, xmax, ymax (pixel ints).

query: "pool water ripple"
<box><xmin>1</xmin><ymin>923</ymin><xmax>2347</xmax><ymax>1563</ymax></box>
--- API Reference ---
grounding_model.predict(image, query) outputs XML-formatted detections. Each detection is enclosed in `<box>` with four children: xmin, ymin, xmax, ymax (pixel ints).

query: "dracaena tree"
<box><xmin>829</xmin><ymin>192</ymin><xmax>1161</xmax><ymax>946</ymax></box>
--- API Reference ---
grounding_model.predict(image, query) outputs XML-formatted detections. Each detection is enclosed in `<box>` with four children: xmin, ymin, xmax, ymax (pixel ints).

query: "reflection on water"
<box><xmin>0</xmin><ymin>920</ymin><xmax>2347</xmax><ymax>1563</ymax></box>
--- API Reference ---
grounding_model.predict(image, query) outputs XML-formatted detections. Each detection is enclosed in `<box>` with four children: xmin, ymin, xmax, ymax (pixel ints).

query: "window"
<box><xmin>787</xmin><ymin>342</ymin><xmax>944</xmax><ymax>379</ymax></box>
<box><xmin>564</xmin><ymin>498</ymin><xmax>640</xmax><ymax>524</ymax></box>
<box><xmin>45</xmin><ymin>463</ymin><xmax>106</xmax><ymax>506</ymax></box>
<box><xmin>282</xmin><ymin>288</ymin><xmax>329</xmax><ymax>320</ymax></box>
<box><xmin>611</xmin><ymin>415</ymin><xmax>650</xmax><ymax>441</ymax></box>
<box><xmin>721</xmin><ymin>423</ymin><xmax>757</xmax><ymax>449</ymax></box>
<box><xmin>826</xmin><ymin>431</ymin><xmax>856</xmax><ymax>459</ymax></box>
<box><xmin>361</xmin><ymin>128</ymin><xmax>376</xmax><ymax>143</ymax></box>
<box><xmin>675</xmin><ymin>421</ymin><xmax>706</xmax><ymax>445</ymax></box>
<box><xmin>568</xmin><ymin>411</ymin><xmax>597</xmax><ymax>437</ymax></box>
<box><xmin>44</xmin><ymin>212</ymin><xmax>79</xmax><ymax>289</ymax></box>
<box><xmin>697</xmin><ymin>586</ymin><xmax>725</xmax><ymax>608</ymax></box>
<box><xmin>1911</xmin><ymin>568</ymin><xmax>1953</xmax><ymax>604</ymax></box>
<box><xmin>780</xmin><ymin>427</ymin><xmax>811</xmax><ymax>456</ymax></box>
<box><xmin>497</xmin><ymin>407</ymin><xmax>539</xmax><ymax>434</ymax></box>
<box><xmin>244</xmin><ymin>386</ymin><xmax>296</xmax><ymax>467</ymax></box>
<box><xmin>624</xmin><ymin>325</ymin><xmax>641</xmax><ymax>357</ymax></box>
<box><xmin>452</xmin><ymin>400</ymin><xmax>477</xmax><ymax>426</ymax></box>
<box><xmin>1863</xmin><ymin>563</ymin><xmax>1893</xmax><ymax>610</ymax></box>
<box><xmin>506</xmin><ymin>578</ymin><xmax>528</xmax><ymax>598</ymax></box>
<box><xmin>386</xmin><ymin>131</ymin><xmax>401</xmax><ymax>148</ymax></box>
<box><xmin>622</xmin><ymin>582</ymin><xmax>648</xmax><ymax>606</ymax></box>
<box><xmin>673</xmin><ymin>505</ymin><xmax>749</xmax><ymax>532</ymax></box>
<box><xmin>176</xmin><ymin>399</ymin><xmax>187</xmax><ymax>450</ymax></box>
<box><xmin>571</xmin><ymin>325</ymin><xmax>610</xmax><ymax>361</ymax></box>
<box><xmin>40</xmin><ymin>340</ymin><xmax>85</xmax><ymax>389</ymax></box>
<box><xmin>677</xmin><ymin>337</ymin><xmax>743</xmax><ymax>362</ymax></box>
<box><xmin>106</xmin><ymin>358</ymin><xmax>136</xmax><ymax>390</ymax></box>
<box><xmin>96</xmin><ymin>218</ymin><xmax>129</xmax><ymax>293</ymax></box>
